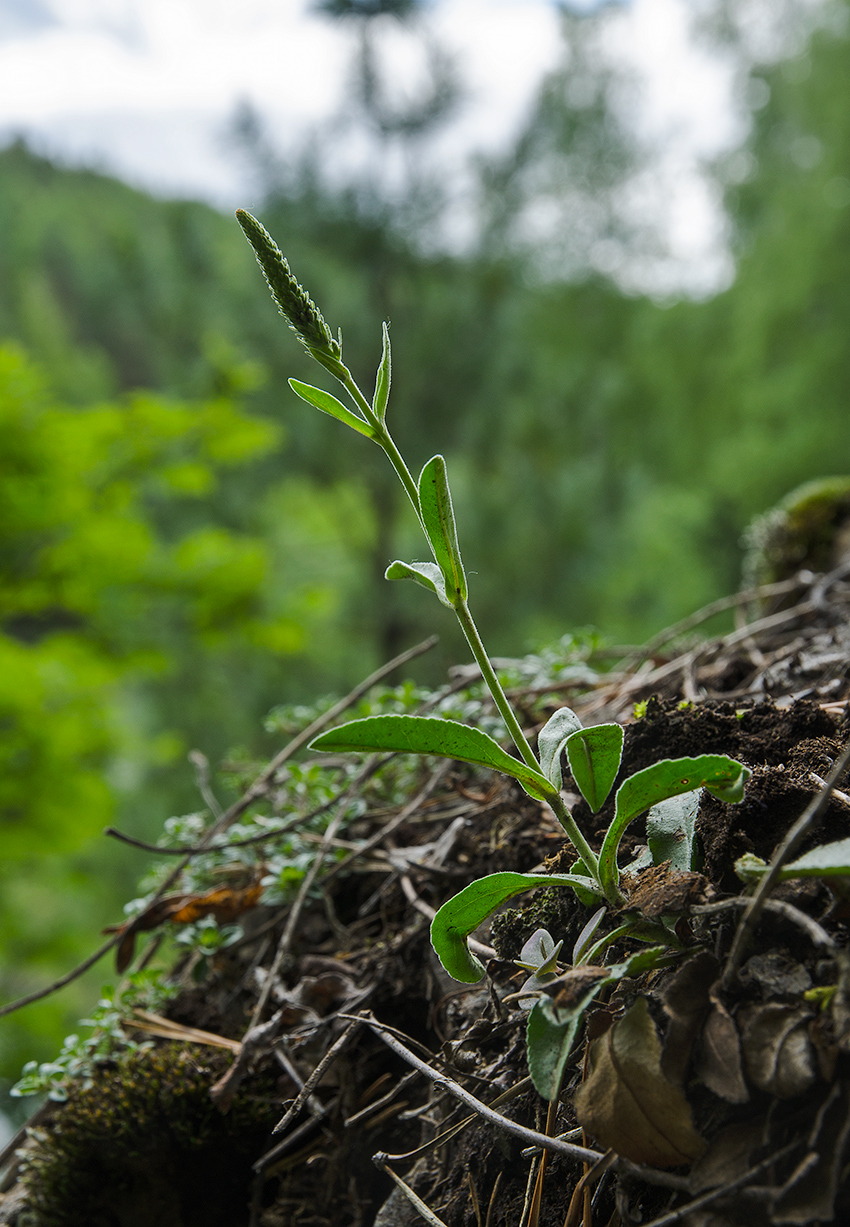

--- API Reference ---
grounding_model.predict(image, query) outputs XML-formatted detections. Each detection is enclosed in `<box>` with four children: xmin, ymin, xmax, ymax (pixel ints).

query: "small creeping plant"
<box><xmin>237</xmin><ymin>210</ymin><xmax>750</xmax><ymax>1097</ymax></box>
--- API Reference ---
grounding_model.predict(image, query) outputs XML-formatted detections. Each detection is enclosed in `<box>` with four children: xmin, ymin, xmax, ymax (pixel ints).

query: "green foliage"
<box><xmin>11</xmin><ymin>972</ymin><xmax>174</xmax><ymax>1101</ymax></box>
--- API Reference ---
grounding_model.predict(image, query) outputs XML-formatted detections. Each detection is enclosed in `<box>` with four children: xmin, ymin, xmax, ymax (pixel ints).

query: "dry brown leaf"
<box><xmin>167</xmin><ymin>882</ymin><xmax>263</xmax><ymax>925</ymax></box>
<box><xmin>660</xmin><ymin>952</ymin><xmax>718</xmax><ymax>1084</ymax></box>
<box><xmin>574</xmin><ymin>996</ymin><xmax>706</xmax><ymax>1168</ymax></box>
<box><xmin>738</xmin><ymin>1003</ymin><xmax>817</xmax><ymax>1099</ymax></box>
<box><xmin>623</xmin><ymin>863</ymin><xmax>712</xmax><ymax>919</ymax></box>
<box><xmin>104</xmin><ymin>882</ymin><xmax>263</xmax><ymax>973</ymax></box>
<box><xmin>688</xmin><ymin>1119</ymin><xmax>766</xmax><ymax>1192</ymax></box>
<box><xmin>696</xmin><ymin>991</ymin><xmax>749</xmax><ymax>1104</ymax></box>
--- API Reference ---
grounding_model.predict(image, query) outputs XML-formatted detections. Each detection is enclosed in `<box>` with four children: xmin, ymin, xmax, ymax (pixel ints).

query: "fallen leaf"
<box><xmin>660</xmin><ymin>952</ymin><xmax>718</xmax><ymax>1084</ymax></box>
<box><xmin>167</xmin><ymin>882</ymin><xmax>263</xmax><ymax>925</ymax></box>
<box><xmin>688</xmin><ymin>1119</ymin><xmax>766</xmax><ymax>1193</ymax></box>
<box><xmin>739</xmin><ymin>952</ymin><xmax>812</xmax><ymax>1000</ymax></box>
<box><xmin>104</xmin><ymin>882</ymin><xmax>263</xmax><ymax>972</ymax></box>
<box><xmin>574</xmin><ymin>996</ymin><xmax>706</xmax><ymax>1167</ymax></box>
<box><xmin>623</xmin><ymin>862</ymin><xmax>711</xmax><ymax>919</ymax></box>
<box><xmin>696</xmin><ymin>988</ymin><xmax>748</xmax><ymax>1104</ymax></box>
<box><xmin>738</xmin><ymin>1003</ymin><xmax>817</xmax><ymax>1099</ymax></box>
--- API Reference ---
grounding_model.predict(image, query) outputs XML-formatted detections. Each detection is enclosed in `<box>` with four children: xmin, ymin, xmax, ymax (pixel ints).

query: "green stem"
<box><xmin>340</xmin><ymin>370</ymin><xmax>421</xmax><ymax>517</ymax></box>
<box><xmin>547</xmin><ymin>793</ymin><xmax>603</xmax><ymax>892</ymax></box>
<box><xmin>578</xmin><ymin>918</ymin><xmax>681</xmax><ymax>966</ymax></box>
<box><xmin>335</xmin><ymin>365</ymin><xmax>613</xmax><ymax>893</ymax></box>
<box><xmin>454</xmin><ymin>600</ymin><xmax>537</xmax><ymax>771</ymax></box>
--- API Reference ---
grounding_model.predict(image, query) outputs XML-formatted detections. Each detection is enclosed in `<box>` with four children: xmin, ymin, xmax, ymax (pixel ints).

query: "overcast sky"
<box><xmin>0</xmin><ymin>0</ymin><xmax>767</xmax><ymax>295</ymax></box>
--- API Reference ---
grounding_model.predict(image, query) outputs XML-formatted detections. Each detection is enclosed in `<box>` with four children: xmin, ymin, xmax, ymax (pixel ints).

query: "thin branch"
<box><xmin>372</xmin><ymin>1155</ymin><xmax>450</xmax><ymax>1227</ymax></box>
<box><xmin>0</xmin><ymin>934</ymin><xmax>120</xmax><ymax>1020</ymax></box>
<box><xmin>0</xmin><ymin>636</ymin><xmax>437</xmax><ymax>1020</ymax></box>
<box><xmin>639</xmin><ymin>1140</ymin><xmax>799</xmax><ymax>1227</ymax></box>
<box><xmin>360</xmin><ymin>1013</ymin><xmax>604</xmax><ymax>1165</ymax></box>
<box><xmin>623</xmin><ymin>577</ymin><xmax>806</xmax><ymax>667</ymax></box>
<box><xmin>691</xmin><ymin>897</ymin><xmax>835</xmax><ymax>950</ymax></box>
<box><xmin>248</xmin><ymin>756</ymin><xmax>377</xmax><ymax>1028</ymax></box>
<box><xmin>256</xmin><ymin>1017</ymin><xmax>363</xmax><ymax>1166</ymax></box>
<box><xmin>723</xmin><ymin>737</ymin><xmax>850</xmax><ymax>987</ymax></box>
<box><xmin>188</xmin><ymin>749</ymin><xmax>223</xmax><ymax>819</ymax></box>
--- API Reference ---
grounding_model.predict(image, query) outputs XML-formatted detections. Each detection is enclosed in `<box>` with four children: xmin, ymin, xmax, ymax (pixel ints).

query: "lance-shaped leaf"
<box><xmin>418</xmin><ymin>455</ymin><xmax>467</xmax><ymax>604</ymax></box>
<box><xmin>736</xmin><ymin>837</ymin><xmax>850</xmax><ymax>883</ymax></box>
<box><xmin>430</xmin><ymin>871</ymin><xmax>601</xmax><ymax>983</ymax></box>
<box><xmin>599</xmin><ymin>756</ymin><xmax>750</xmax><ymax>893</ymax></box>
<box><xmin>527</xmin><ymin>946</ymin><xmax>671</xmax><ymax>1101</ymax></box>
<box><xmin>309</xmin><ymin>714</ymin><xmax>552</xmax><ymax>801</ymax></box>
<box><xmin>385</xmin><ymin>560</ymin><xmax>451</xmax><ymax>607</ymax></box>
<box><xmin>289</xmin><ymin>378</ymin><xmax>375</xmax><ymax>438</ymax></box>
<box><xmin>566</xmin><ymin>723</ymin><xmax>624</xmax><ymax>812</ymax></box>
<box><xmin>647</xmin><ymin>788</ymin><xmax>702</xmax><ymax>872</ymax></box>
<box><xmin>574</xmin><ymin>996</ymin><xmax>706</xmax><ymax>1166</ymax></box>
<box><xmin>372</xmin><ymin>322</ymin><xmax>391</xmax><ymax>423</ymax></box>
<box><xmin>537</xmin><ymin>707</ymin><xmax>583</xmax><ymax>789</ymax></box>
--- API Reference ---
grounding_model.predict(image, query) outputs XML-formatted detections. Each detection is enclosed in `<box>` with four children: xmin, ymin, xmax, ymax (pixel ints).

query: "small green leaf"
<box><xmin>526</xmin><ymin>946</ymin><xmax>671</xmax><ymax>1100</ymax></box>
<box><xmin>736</xmin><ymin>837</ymin><xmax>850</xmax><ymax>882</ymax></box>
<box><xmin>646</xmin><ymin>789</ymin><xmax>701</xmax><ymax>871</ymax></box>
<box><xmin>537</xmin><ymin>707</ymin><xmax>583</xmax><ymax>789</ymax></box>
<box><xmin>599</xmin><ymin>756</ymin><xmax>750</xmax><ymax>893</ymax></box>
<box><xmin>309</xmin><ymin>714</ymin><xmax>552</xmax><ymax>801</ymax></box>
<box><xmin>527</xmin><ymin>994</ymin><xmax>599</xmax><ymax>1101</ymax></box>
<box><xmin>372</xmin><ymin>322</ymin><xmax>391</xmax><ymax>423</ymax></box>
<box><xmin>566</xmin><ymin>724</ymin><xmax>624</xmax><ymax>811</ymax></box>
<box><xmin>384</xmin><ymin>560</ymin><xmax>450</xmax><ymax>606</ymax></box>
<box><xmin>418</xmin><ymin>455</ymin><xmax>467</xmax><ymax>604</ymax></box>
<box><xmin>289</xmin><ymin>378</ymin><xmax>375</xmax><ymax>438</ymax></box>
<box><xmin>430</xmin><ymin>871</ymin><xmax>601</xmax><ymax>983</ymax></box>
<box><xmin>516</xmin><ymin>928</ymin><xmax>563</xmax><ymax>974</ymax></box>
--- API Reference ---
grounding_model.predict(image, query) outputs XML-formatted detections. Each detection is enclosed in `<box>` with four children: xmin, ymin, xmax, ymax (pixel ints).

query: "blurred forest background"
<box><xmin>2</xmin><ymin>0</ymin><xmax>850</xmax><ymax>1123</ymax></box>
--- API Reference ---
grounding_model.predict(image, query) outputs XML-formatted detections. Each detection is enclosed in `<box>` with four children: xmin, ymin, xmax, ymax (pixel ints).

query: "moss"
<box><xmin>18</xmin><ymin>1045</ymin><xmax>278</xmax><ymax>1227</ymax></box>
<box><xmin>742</xmin><ymin>476</ymin><xmax>850</xmax><ymax>588</ymax></box>
<box><xmin>489</xmin><ymin>887</ymin><xmax>580</xmax><ymax>962</ymax></box>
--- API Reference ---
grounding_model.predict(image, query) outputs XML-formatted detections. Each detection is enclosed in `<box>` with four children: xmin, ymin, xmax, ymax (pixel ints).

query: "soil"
<box><xmin>3</xmin><ymin>566</ymin><xmax>850</xmax><ymax>1227</ymax></box>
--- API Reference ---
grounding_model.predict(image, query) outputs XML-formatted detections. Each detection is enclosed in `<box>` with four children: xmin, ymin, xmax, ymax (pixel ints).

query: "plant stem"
<box><xmin>340</xmin><ymin>369</ymin><xmax>422</xmax><ymax>517</ymax></box>
<box><xmin>454</xmin><ymin>600</ymin><xmax>538</xmax><ymax>770</ymax></box>
<box><xmin>337</xmin><ymin>361</ymin><xmax>611</xmax><ymax>891</ymax></box>
<box><xmin>547</xmin><ymin>793</ymin><xmax>603</xmax><ymax>890</ymax></box>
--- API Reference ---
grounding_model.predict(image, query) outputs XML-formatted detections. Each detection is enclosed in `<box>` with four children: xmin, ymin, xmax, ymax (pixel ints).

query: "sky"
<box><xmin>0</xmin><ymin>0</ymin><xmax>800</xmax><ymax>295</ymax></box>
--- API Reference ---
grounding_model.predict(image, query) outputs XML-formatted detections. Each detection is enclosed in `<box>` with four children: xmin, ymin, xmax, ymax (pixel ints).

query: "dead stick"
<box><xmin>723</xmin><ymin>737</ymin><xmax>850</xmax><ymax>988</ymax></box>
<box><xmin>639</xmin><ymin>1141</ymin><xmax>798</xmax><ymax>1227</ymax></box>
<box><xmin>264</xmin><ymin>1017</ymin><xmax>363</xmax><ymax>1144</ymax></box>
<box><xmin>372</xmin><ymin>1156</ymin><xmax>450</xmax><ymax>1227</ymax></box>
<box><xmin>360</xmin><ymin>1013</ymin><xmax>603</xmax><ymax>1165</ymax></box>
<box><xmin>0</xmin><ymin>636</ymin><xmax>437</xmax><ymax>1020</ymax></box>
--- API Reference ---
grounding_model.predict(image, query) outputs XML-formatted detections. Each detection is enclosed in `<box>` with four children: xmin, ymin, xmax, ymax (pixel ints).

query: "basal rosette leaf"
<box><xmin>430</xmin><ymin>872</ymin><xmax>600</xmax><ymax>983</ymax></box>
<box><xmin>309</xmin><ymin>714</ymin><xmax>552</xmax><ymax>801</ymax></box>
<box><xmin>646</xmin><ymin>789</ymin><xmax>702</xmax><ymax>872</ymax></box>
<box><xmin>599</xmin><ymin>755</ymin><xmax>750</xmax><ymax>893</ymax></box>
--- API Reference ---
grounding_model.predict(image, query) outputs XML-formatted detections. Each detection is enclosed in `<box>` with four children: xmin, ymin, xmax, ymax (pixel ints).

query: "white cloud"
<box><xmin>0</xmin><ymin>0</ymin><xmax>776</xmax><ymax>294</ymax></box>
